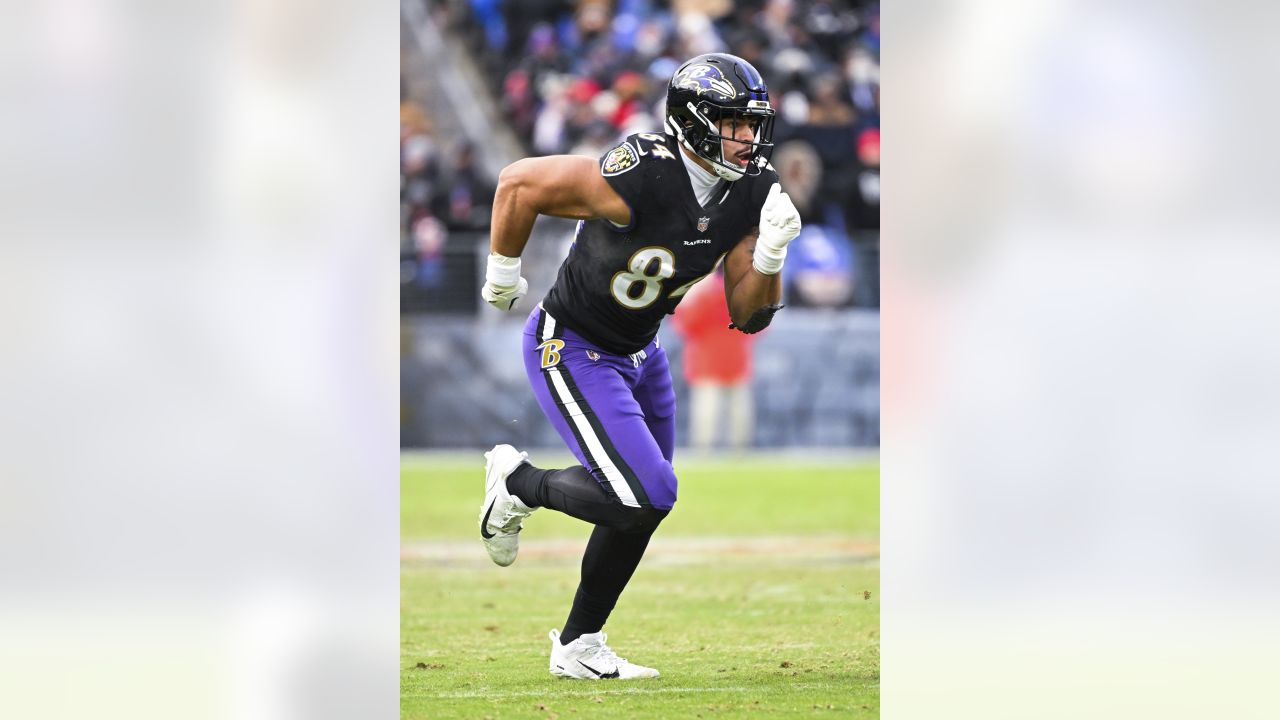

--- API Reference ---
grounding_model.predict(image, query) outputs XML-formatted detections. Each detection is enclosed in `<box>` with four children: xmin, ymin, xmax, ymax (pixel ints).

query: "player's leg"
<box><xmin>510</xmin><ymin>311</ymin><xmax>672</xmax><ymax>677</ymax></box>
<box><xmin>547</xmin><ymin>520</ymin><xmax>662</xmax><ymax>680</ymax></box>
<box><xmin>535</xmin><ymin>342</ymin><xmax>674</xmax><ymax>658</ymax></box>
<box><xmin>507</xmin><ymin>310</ymin><xmax>678</xmax><ymax>523</ymax></box>
<box><xmin>689</xmin><ymin>382</ymin><xmax>720</xmax><ymax>450</ymax></box>
<box><xmin>555</xmin><ymin>343</ymin><xmax>676</xmax><ymax>644</ymax></box>
<box><xmin>480</xmin><ymin>311</ymin><xmax>669</xmax><ymax>565</ymax></box>
<box><xmin>726</xmin><ymin>381</ymin><xmax>753</xmax><ymax>451</ymax></box>
<box><xmin>506</xmin><ymin>463</ymin><xmax>667</xmax><ymax>532</ymax></box>
<box><xmin>544</xmin><ymin>343</ymin><xmax>676</xmax><ymax>658</ymax></box>
<box><xmin>554</xmin><ymin>340</ymin><xmax>677</xmax><ymax>639</ymax></box>
<box><xmin>634</xmin><ymin>344</ymin><xmax>677</xmax><ymax>464</ymax></box>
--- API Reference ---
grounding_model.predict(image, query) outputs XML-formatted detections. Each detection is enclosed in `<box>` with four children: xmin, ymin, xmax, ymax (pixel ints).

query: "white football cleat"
<box><xmin>479</xmin><ymin>444</ymin><xmax>536</xmax><ymax>566</ymax></box>
<box><xmin>548</xmin><ymin>629</ymin><xmax>660</xmax><ymax>680</ymax></box>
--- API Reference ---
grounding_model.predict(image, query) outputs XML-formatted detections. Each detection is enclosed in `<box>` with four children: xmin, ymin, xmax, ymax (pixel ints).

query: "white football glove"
<box><xmin>753</xmin><ymin>183</ymin><xmax>802</xmax><ymax>275</ymax></box>
<box><xmin>480</xmin><ymin>252</ymin><xmax>529</xmax><ymax>311</ymax></box>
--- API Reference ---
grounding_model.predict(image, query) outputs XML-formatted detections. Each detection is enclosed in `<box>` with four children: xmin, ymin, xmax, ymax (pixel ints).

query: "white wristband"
<box><xmin>486</xmin><ymin>253</ymin><xmax>521</xmax><ymax>288</ymax></box>
<box><xmin>752</xmin><ymin>244</ymin><xmax>786</xmax><ymax>275</ymax></box>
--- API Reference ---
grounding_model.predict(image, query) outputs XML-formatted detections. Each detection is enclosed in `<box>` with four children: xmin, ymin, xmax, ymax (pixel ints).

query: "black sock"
<box><xmin>560</xmin><ymin>524</ymin><xmax>655</xmax><ymax>644</ymax></box>
<box><xmin>507</xmin><ymin>464</ymin><xmax>667</xmax><ymax>532</ymax></box>
<box><xmin>505</xmin><ymin>463</ymin><xmax>552</xmax><ymax>508</ymax></box>
<box><xmin>508</xmin><ymin>463</ymin><xmax>670</xmax><ymax>644</ymax></box>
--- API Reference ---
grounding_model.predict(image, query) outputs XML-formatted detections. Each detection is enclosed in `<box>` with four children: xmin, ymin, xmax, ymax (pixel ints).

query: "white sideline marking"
<box><xmin>416</xmin><ymin>681</ymin><xmax>859</xmax><ymax>700</ymax></box>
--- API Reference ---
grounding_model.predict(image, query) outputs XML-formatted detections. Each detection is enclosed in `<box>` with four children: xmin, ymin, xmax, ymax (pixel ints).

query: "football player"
<box><xmin>478</xmin><ymin>53</ymin><xmax>802</xmax><ymax>679</ymax></box>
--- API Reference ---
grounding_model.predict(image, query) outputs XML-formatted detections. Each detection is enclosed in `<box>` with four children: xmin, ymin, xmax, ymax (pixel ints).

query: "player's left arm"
<box><xmin>722</xmin><ymin>183</ymin><xmax>801</xmax><ymax>333</ymax></box>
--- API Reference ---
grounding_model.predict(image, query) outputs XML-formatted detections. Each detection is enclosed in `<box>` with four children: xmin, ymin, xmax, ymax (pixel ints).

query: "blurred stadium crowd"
<box><xmin>402</xmin><ymin>0</ymin><xmax>880</xmax><ymax>310</ymax></box>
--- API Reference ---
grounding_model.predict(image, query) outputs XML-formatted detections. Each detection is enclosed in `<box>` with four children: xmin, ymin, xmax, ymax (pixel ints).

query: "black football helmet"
<box><xmin>665</xmin><ymin>53</ymin><xmax>776</xmax><ymax>182</ymax></box>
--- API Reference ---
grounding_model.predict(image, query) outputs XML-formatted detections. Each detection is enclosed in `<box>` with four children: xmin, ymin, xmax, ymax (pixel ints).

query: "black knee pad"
<box><xmin>615</xmin><ymin>506</ymin><xmax>669</xmax><ymax>535</ymax></box>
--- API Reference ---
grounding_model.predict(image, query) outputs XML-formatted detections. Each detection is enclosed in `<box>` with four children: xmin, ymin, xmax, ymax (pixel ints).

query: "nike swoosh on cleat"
<box><xmin>577</xmin><ymin>660</ymin><xmax>620</xmax><ymax>679</ymax></box>
<box><xmin>479</xmin><ymin>499</ymin><xmax>497</xmax><ymax>539</ymax></box>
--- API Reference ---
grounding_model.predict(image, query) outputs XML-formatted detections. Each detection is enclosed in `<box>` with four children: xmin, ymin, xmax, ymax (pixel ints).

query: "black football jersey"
<box><xmin>541</xmin><ymin>132</ymin><xmax>780</xmax><ymax>355</ymax></box>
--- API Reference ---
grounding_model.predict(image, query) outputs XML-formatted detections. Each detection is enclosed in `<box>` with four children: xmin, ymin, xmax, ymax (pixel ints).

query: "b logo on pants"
<box><xmin>537</xmin><ymin>339</ymin><xmax>565</xmax><ymax>369</ymax></box>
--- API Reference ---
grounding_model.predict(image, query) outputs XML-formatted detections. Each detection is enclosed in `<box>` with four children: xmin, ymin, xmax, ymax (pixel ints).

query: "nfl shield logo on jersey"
<box><xmin>697</xmin><ymin>216</ymin><xmax>710</xmax><ymax>232</ymax></box>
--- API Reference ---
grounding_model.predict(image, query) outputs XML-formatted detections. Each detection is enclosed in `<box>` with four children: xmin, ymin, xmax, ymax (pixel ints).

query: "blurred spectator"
<box><xmin>784</xmin><ymin>223</ymin><xmax>859</xmax><ymax>307</ymax></box>
<box><xmin>502</xmin><ymin>0</ymin><xmax>574</xmax><ymax>62</ymax></box>
<box><xmin>772</xmin><ymin>139</ymin><xmax>823</xmax><ymax>220</ymax></box>
<box><xmin>847</xmin><ymin>127</ymin><xmax>879</xmax><ymax>230</ymax></box>
<box><xmin>501</xmin><ymin>68</ymin><xmax>538</xmax><ymax>140</ymax></box>
<box><xmin>807</xmin><ymin>73</ymin><xmax>856</xmax><ymax>126</ymax></box>
<box><xmin>671</xmin><ymin>271</ymin><xmax>757</xmax><ymax>451</ymax></box>
<box><xmin>675</xmin><ymin>10</ymin><xmax>727</xmax><ymax>57</ymax></box>
<box><xmin>400</xmin><ymin>99</ymin><xmax>438</xmax><ymax>247</ymax></box>
<box><xmin>409</xmin><ymin>214</ymin><xmax>448</xmax><ymax>288</ymax></box>
<box><xmin>610</xmin><ymin>70</ymin><xmax>649</xmax><ymax>129</ymax></box>
<box><xmin>761</xmin><ymin>0</ymin><xmax>798</xmax><ymax>47</ymax></box>
<box><xmin>844</xmin><ymin>44</ymin><xmax>879</xmax><ymax>113</ymax></box>
<box><xmin>401</xmin><ymin>98</ymin><xmax>495</xmax><ymax>244</ymax></box>
<box><xmin>569</xmin><ymin>119</ymin><xmax>619</xmax><ymax>159</ymax></box>
<box><xmin>432</xmin><ymin>141</ymin><xmax>495</xmax><ymax>231</ymax></box>
<box><xmin>401</xmin><ymin>99</ymin><xmax>430</xmax><ymax>142</ymax></box>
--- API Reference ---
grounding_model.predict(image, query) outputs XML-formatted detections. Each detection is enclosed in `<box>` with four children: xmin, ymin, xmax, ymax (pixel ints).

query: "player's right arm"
<box><xmin>482</xmin><ymin>156</ymin><xmax>631</xmax><ymax>311</ymax></box>
<box><xmin>491</xmin><ymin>155</ymin><xmax>631</xmax><ymax>256</ymax></box>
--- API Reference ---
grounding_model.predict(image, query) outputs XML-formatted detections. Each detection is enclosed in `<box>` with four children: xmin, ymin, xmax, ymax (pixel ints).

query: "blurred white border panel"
<box><xmin>0</xmin><ymin>1</ymin><xmax>398</xmax><ymax>718</ymax></box>
<box><xmin>884</xmin><ymin>2</ymin><xmax>1280</xmax><ymax>718</ymax></box>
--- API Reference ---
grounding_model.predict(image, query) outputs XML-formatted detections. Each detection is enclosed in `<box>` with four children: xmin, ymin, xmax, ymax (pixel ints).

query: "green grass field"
<box><xmin>402</xmin><ymin>452</ymin><xmax>879</xmax><ymax>719</ymax></box>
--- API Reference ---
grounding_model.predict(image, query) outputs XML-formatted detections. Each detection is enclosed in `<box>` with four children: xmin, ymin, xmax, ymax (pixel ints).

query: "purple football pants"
<box><xmin>522</xmin><ymin>305</ymin><xmax>678</xmax><ymax>510</ymax></box>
